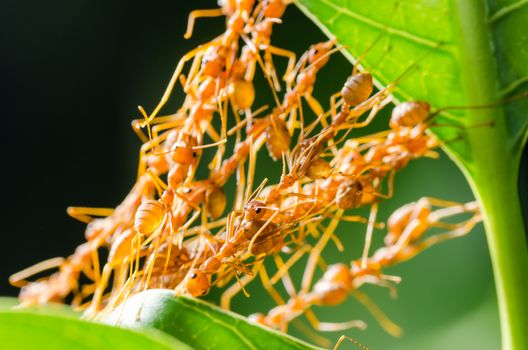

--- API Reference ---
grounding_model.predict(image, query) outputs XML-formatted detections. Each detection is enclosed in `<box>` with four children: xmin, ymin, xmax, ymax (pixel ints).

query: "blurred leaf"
<box><xmin>0</xmin><ymin>297</ymin><xmax>80</xmax><ymax>318</ymax></box>
<box><xmin>104</xmin><ymin>289</ymin><xmax>323</xmax><ymax>350</ymax></box>
<box><xmin>0</xmin><ymin>297</ymin><xmax>191</xmax><ymax>350</ymax></box>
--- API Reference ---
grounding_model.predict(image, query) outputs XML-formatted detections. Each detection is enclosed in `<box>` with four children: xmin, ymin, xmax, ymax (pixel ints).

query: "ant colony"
<box><xmin>10</xmin><ymin>0</ymin><xmax>483</xmax><ymax>348</ymax></box>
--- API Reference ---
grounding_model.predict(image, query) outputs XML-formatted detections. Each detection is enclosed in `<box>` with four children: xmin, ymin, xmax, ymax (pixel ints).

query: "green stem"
<box><xmin>470</xmin><ymin>166</ymin><xmax>528</xmax><ymax>350</ymax></box>
<box><xmin>452</xmin><ymin>1</ymin><xmax>528</xmax><ymax>349</ymax></box>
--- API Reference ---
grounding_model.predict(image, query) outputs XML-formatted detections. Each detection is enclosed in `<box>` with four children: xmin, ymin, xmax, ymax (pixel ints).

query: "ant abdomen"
<box><xmin>206</xmin><ymin>187</ymin><xmax>227</xmax><ymax>219</ymax></box>
<box><xmin>231</xmin><ymin>79</ymin><xmax>255</xmax><ymax>110</ymax></box>
<box><xmin>390</xmin><ymin>101</ymin><xmax>431</xmax><ymax>129</ymax></box>
<box><xmin>306</xmin><ymin>157</ymin><xmax>332</xmax><ymax>180</ymax></box>
<box><xmin>265</xmin><ymin>117</ymin><xmax>291</xmax><ymax>161</ymax></box>
<box><xmin>341</xmin><ymin>73</ymin><xmax>373</xmax><ymax>106</ymax></box>
<box><xmin>134</xmin><ymin>200</ymin><xmax>165</xmax><ymax>236</ymax></box>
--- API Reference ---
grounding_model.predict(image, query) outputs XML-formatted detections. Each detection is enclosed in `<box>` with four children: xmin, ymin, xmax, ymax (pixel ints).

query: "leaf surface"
<box><xmin>0</xmin><ymin>297</ymin><xmax>191</xmax><ymax>350</ymax></box>
<box><xmin>295</xmin><ymin>0</ymin><xmax>528</xmax><ymax>163</ymax></box>
<box><xmin>104</xmin><ymin>289</ymin><xmax>323</xmax><ymax>350</ymax></box>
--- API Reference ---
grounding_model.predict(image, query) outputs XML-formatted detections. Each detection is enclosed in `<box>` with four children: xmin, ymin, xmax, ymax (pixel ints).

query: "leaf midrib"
<box><xmin>450</xmin><ymin>0</ymin><xmax>513</xmax><ymax>171</ymax></box>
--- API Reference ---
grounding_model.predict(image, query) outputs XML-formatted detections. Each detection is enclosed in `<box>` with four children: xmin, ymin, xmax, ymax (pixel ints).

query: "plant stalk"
<box><xmin>451</xmin><ymin>1</ymin><xmax>528</xmax><ymax>348</ymax></box>
<box><xmin>468</xmin><ymin>162</ymin><xmax>528</xmax><ymax>350</ymax></box>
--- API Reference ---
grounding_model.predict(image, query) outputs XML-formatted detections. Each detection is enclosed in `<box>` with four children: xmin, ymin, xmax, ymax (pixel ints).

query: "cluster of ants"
<box><xmin>10</xmin><ymin>0</ymin><xmax>482</xmax><ymax>346</ymax></box>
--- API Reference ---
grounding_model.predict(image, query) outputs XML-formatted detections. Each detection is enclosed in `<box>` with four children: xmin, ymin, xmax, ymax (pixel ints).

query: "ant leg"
<box><xmin>244</xmin><ymin>136</ymin><xmax>258</xmax><ymax>201</ymax></box>
<box><xmin>148</xmin><ymin>43</ymin><xmax>214</xmax><ymax>122</ymax></box>
<box><xmin>330</xmin><ymin>92</ymin><xmax>343</xmax><ymax>119</ymax></box>
<box><xmin>270</xmin><ymin>246</ymin><xmax>310</xmax><ymax>286</ymax></box>
<box><xmin>407</xmin><ymin>214</ymin><xmax>482</xmax><ymax>260</ymax></box>
<box><xmin>304</xmin><ymin>94</ymin><xmax>325</xmax><ymax>121</ymax></box>
<box><xmin>352</xmin><ymin>290</ymin><xmax>402</xmax><ymax>337</ymax></box>
<box><xmin>151</xmin><ymin>119</ymin><xmax>186</xmax><ymax>140</ymax></box>
<box><xmin>206</xmin><ymin>123</ymin><xmax>222</xmax><ymax>143</ymax></box>
<box><xmin>184</xmin><ymin>9</ymin><xmax>224</xmax><ymax>39</ymax></box>
<box><xmin>348</xmin><ymin>88</ymin><xmax>393</xmax><ymax>122</ymax></box>
<box><xmin>131</xmin><ymin>119</ymin><xmax>149</xmax><ymax>143</ymax></box>
<box><xmin>90</xmin><ymin>246</ymin><xmax>102</xmax><ymax>289</ymax></box>
<box><xmin>291</xmin><ymin>320</ymin><xmax>332</xmax><ymax>348</ymax></box>
<box><xmin>302</xmin><ymin>210</ymin><xmax>343</xmax><ymax>293</ymax></box>
<box><xmin>9</xmin><ymin>257</ymin><xmax>65</xmax><ymax>287</ymax></box>
<box><xmin>220</xmin><ymin>272</ymin><xmax>255</xmax><ymax>310</ymax></box>
<box><xmin>258</xmin><ymin>266</ymin><xmax>286</xmax><ymax>306</ymax></box>
<box><xmin>266</xmin><ymin>45</ymin><xmax>296</xmax><ymax>81</ymax></box>
<box><xmin>142</xmin><ymin>235</ymin><xmax>164</xmax><ymax>290</ymax></box>
<box><xmin>263</xmin><ymin>50</ymin><xmax>282</xmax><ymax>92</ymax></box>
<box><xmin>183</xmin><ymin>52</ymin><xmax>205</xmax><ymax>92</ymax></box>
<box><xmin>272</xmin><ymin>255</ymin><xmax>297</xmax><ymax>298</ymax></box>
<box><xmin>305</xmin><ymin>310</ymin><xmax>366</xmax><ymax>332</ymax></box>
<box><xmin>137</xmin><ymin>131</ymin><xmax>171</xmax><ymax>178</ymax></box>
<box><xmin>333</xmin><ymin>335</ymin><xmax>370</xmax><ymax>350</ymax></box>
<box><xmin>253</xmin><ymin>51</ymin><xmax>282</xmax><ymax>107</ymax></box>
<box><xmin>286</xmin><ymin>51</ymin><xmax>308</xmax><ymax>87</ymax></box>
<box><xmin>422</xmin><ymin>196</ymin><xmax>464</xmax><ymax>208</ymax></box>
<box><xmin>66</xmin><ymin>207</ymin><xmax>115</xmax><ymax>224</ymax></box>
<box><xmin>88</xmin><ymin>262</ymin><xmax>114</xmax><ymax>314</ymax></box>
<box><xmin>235</xmin><ymin>163</ymin><xmax>246</xmax><ymax>210</ymax></box>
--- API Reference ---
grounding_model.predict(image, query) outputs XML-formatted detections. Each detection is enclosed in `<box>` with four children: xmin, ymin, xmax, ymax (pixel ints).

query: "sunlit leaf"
<box><xmin>104</xmin><ymin>289</ymin><xmax>323</xmax><ymax>350</ymax></box>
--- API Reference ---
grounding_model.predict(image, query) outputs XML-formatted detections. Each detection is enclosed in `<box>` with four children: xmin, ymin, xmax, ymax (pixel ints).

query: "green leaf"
<box><xmin>295</xmin><ymin>1</ymin><xmax>528</xmax><ymax>349</ymax></box>
<box><xmin>0</xmin><ymin>297</ymin><xmax>81</xmax><ymax>318</ymax></box>
<box><xmin>103</xmin><ymin>289</ymin><xmax>323</xmax><ymax>350</ymax></box>
<box><xmin>0</xmin><ymin>297</ymin><xmax>191</xmax><ymax>350</ymax></box>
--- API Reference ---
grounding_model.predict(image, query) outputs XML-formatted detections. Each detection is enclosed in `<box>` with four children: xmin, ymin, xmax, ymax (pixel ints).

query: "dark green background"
<box><xmin>2</xmin><ymin>1</ymin><xmax>526</xmax><ymax>349</ymax></box>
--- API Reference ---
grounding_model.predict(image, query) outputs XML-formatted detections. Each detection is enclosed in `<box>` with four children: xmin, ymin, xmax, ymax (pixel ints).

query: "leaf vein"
<box><xmin>499</xmin><ymin>75</ymin><xmax>528</xmax><ymax>97</ymax></box>
<box><xmin>177</xmin><ymin>300</ymin><xmax>258</xmax><ymax>350</ymax></box>
<box><xmin>313</xmin><ymin>0</ymin><xmax>449</xmax><ymax>51</ymax></box>
<box><xmin>489</xmin><ymin>0</ymin><xmax>528</xmax><ymax>24</ymax></box>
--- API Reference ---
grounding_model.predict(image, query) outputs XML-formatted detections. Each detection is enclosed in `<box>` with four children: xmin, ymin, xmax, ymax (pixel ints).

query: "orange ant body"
<box><xmin>250</xmin><ymin>198</ymin><xmax>481</xmax><ymax>335</ymax></box>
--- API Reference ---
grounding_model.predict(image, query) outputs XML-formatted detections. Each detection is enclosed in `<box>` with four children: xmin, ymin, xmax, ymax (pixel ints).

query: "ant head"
<box><xmin>307</xmin><ymin>39</ymin><xmax>336</xmax><ymax>68</ymax></box>
<box><xmin>245</xmin><ymin>200</ymin><xmax>267</xmax><ymax>219</ymax></box>
<box><xmin>201</xmin><ymin>45</ymin><xmax>225</xmax><ymax>77</ymax></box>
<box><xmin>336</xmin><ymin>178</ymin><xmax>364</xmax><ymax>210</ymax></box>
<box><xmin>263</xmin><ymin>0</ymin><xmax>287</xmax><ymax>19</ymax></box>
<box><xmin>219</xmin><ymin>0</ymin><xmax>237</xmax><ymax>16</ymax></box>
<box><xmin>187</xmin><ymin>270</ymin><xmax>210</xmax><ymax>297</ymax></box>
